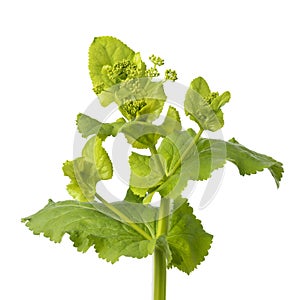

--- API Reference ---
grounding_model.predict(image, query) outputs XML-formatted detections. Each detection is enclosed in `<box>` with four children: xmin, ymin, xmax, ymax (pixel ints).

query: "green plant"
<box><xmin>22</xmin><ymin>36</ymin><xmax>283</xmax><ymax>300</ymax></box>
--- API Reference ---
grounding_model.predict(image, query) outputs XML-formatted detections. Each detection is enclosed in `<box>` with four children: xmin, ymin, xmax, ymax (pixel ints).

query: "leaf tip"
<box><xmin>76</xmin><ymin>113</ymin><xmax>83</xmax><ymax>125</ymax></box>
<box><xmin>21</xmin><ymin>217</ymin><xmax>28</xmax><ymax>223</ymax></box>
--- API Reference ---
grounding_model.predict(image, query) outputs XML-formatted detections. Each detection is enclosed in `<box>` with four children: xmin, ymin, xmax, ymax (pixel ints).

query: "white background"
<box><xmin>1</xmin><ymin>0</ymin><xmax>299</xmax><ymax>299</ymax></box>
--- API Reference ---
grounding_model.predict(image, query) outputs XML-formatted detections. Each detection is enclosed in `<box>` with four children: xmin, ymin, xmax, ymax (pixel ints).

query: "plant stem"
<box><xmin>152</xmin><ymin>129</ymin><xmax>204</xmax><ymax>299</ymax></box>
<box><xmin>95</xmin><ymin>192</ymin><xmax>152</xmax><ymax>241</ymax></box>
<box><xmin>154</xmin><ymin>248</ymin><xmax>167</xmax><ymax>300</ymax></box>
<box><xmin>156</xmin><ymin>198</ymin><xmax>170</xmax><ymax>237</ymax></box>
<box><xmin>154</xmin><ymin>198</ymin><xmax>170</xmax><ymax>300</ymax></box>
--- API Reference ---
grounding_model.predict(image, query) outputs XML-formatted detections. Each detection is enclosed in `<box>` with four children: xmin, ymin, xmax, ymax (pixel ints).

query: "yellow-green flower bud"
<box><xmin>165</xmin><ymin>69</ymin><xmax>178</xmax><ymax>81</ymax></box>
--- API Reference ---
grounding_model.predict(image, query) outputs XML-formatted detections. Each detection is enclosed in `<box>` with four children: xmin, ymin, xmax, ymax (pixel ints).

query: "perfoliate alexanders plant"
<box><xmin>22</xmin><ymin>36</ymin><xmax>283</xmax><ymax>300</ymax></box>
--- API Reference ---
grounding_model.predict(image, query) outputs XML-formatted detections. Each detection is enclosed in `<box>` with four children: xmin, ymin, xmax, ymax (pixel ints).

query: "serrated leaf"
<box><xmin>116</xmin><ymin>79</ymin><xmax>167</xmax><ymax>122</ymax></box>
<box><xmin>196</xmin><ymin>138</ymin><xmax>227</xmax><ymax>180</ymax></box>
<box><xmin>127</xmin><ymin>130</ymin><xmax>199</xmax><ymax>200</ymax></box>
<box><xmin>120</xmin><ymin>105</ymin><xmax>181</xmax><ymax>149</ymax></box>
<box><xmin>226</xmin><ymin>138</ymin><xmax>283</xmax><ymax>187</ymax></box>
<box><xmin>127</xmin><ymin>129</ymin><xmax>283</xmax><ymax>200</ymax></box>
<box><xmin>133</xmin><ymin>80</ymin><xmax>166</xmax><ymax>122</ymax></box>
<box><xmin>196</xmin><ymin>138</ymin><xmax>283</xmax><ymax>187</ymax></box>
<box><xmin>82</xmin><ymin>135</ymin><xmax>113</xmax><ymax>180</ymax></box>
<box><xmin>156</xmin><ymin>235</ymin><xmax>172</xmax><ymax>264</ymax></box>
<box><xmin>22</xmin><ymin>198</ymin><xmax>213</xmax><ymax>272</ymax></box>
<box><xmin>121</xmin><ymin>121</ymin><xmax>163</xmax><ymax>149</ymax></box>
<box><xmin>89</xmin><ymin>36</ymin><xmax>135</xmax><ymax>89</ymax></box>
<box><xmin>160</xmin><ymin>106</ymin><xmax>182</xmax><ymax>135</ymax></box>
<box><xmin>158</xmin><ymin>131</ymin><xmax>197</xmax><ymax>174</ymax></box>
<box><xmin>185</xmin><ymin>91</ymin><xmax>222</xmax><ymax>131</ymax></box>
<box><xmin>88</xmin><ymin>37</ymin><xmax>166</xmax><ymax>120</ymax></box>
<box><xmin>134</xmin><ymin>98</ymin><xmax>165</xmax><ymax>122</ymax></box>
<box><xmin>76</xmin><ymin>113</ymin><xmax>125</xmax><ymax>139</ymax></box>
<box><xmin>22</xmin><ymin>200</ymin><xmax>158</xmax><ymax>263</ymax></box>
<box><xmin>98</xmin><ymin>79</ymin><xmax>166</xmax><ymax>123</ymax></box>
<box><xmin>62</xmin><ymin>159</ymin><xmax>99</xmax><ymax>202</ymax></box>
<box><xmin>63</xmin><ymin>136</ymin><xmax>113</xmax><ymax>201</ymax></box>
<box><xmin>185</xmin><ymin>77</ymin><xmax>230</xmax><ymax>131</ymax></box>
<box><xmin>157</xmin><ymin>131</ymin><xmax>199</xmax><ymax>198</ymax></box>
<box><xmin>167</xmin><ymin>198</ymin><xmax>213</xmax><ymax>274</ymax></box>
<box><xmin>190</xmin><ymin>76</ymin><xmax>211</xmax><ymax>98</ymax></box>
<box><xmin>132</xmin><ymin>52</ymin><xmax>146</xmax><ymax>74</ymax></box>
<box><xmin>124</xmin><ymin>188</ymin><xmax>144</xmax><ymax>203</ymax></box>
<box><xmin>129</xmin><ymin>152</ymin><xmax>165</xmax><ymax>197</ymax></box>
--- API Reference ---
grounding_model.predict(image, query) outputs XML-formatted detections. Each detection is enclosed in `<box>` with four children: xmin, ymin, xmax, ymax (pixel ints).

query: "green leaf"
<box><xmin>76</xmin><ymin>113</ymin><xmax>125</xmax><ymax>139</ymax></box>
<box><xmin>63</xmin><ymin>136</ymin><xmax>113</xmax><ymax>201</ymax></box>
<box><xmin>157</xmin><ymin>131</ymin><xmax>199</xmax><ymax>198</ymax></box>
<box><xmin>121</xmin><ymin>121</ymin><xmax>163</xmax><ymax>149</ymax></box>
<box><xmin>99</xmin><ymin>78</ymin><xmax>166</xmax><ymax>121</ymax></box>
<box><xmin>143</xmin><ymin>191</ymin><xmax>156</xmax><ymax>205</ymax></box>
<box><xmin>185</xmin><ymin>77</ymin><xmax>230</xmax><ymax>131</ymax></box>
<box><xmin>97</xmin><ymin>84</ymin><xmax>120</xmax><ymax>107</ymax></box>
<box><xmin>22</xmin><ymin>200</ymin><xmax>158</xmax><ymax>263</ymax></box>
<box><xmin>156</xmin><ymin>235</ymin><xmax>172</xmax><ymax>264</ymax></box>
<box><xmin>167</xmin><ymin>198</ymin><xmax>213</xmax><ymax>274</ymax></box>
<box><xmin>185</xmin><ymin>90</ymin><xmax>221</xmax><ymax>131</ymax></box>
<box><xmin>133</xmin><ymin>80</ymin><xmax>166</xmax><ymax>122</ymax></box>
<box><xmin>88</xmin><ymin>37</ymin><xmax>166</xmax><ymax>119</ymax></box>
<box><xmin>127</xmin><ymin>129</ymin><xmax>283</xmax><ymax>200</ymax></box>
<box><xmin>158</xmin><ymin>131</ymin><xmax>196</xmax><ymax>174</ymax></box>
<box><xmin>226</xmin><ymin>138</ymin><xmax>283</xmax><ymax>187</ymax></box>
<box><xmin>126</xmin><ymin>130</ymin><xmax>199</xmax><ymax>199</ymax></box>
<box><xmin>124</xmin><ymin>188</ymin><xmax>143</xmax><ymax>203</ymax></box>
<box><xmin>88</xmin><ymin>36</ymin><xmax>135</xmax><ymax>89</ymax></box>
<box><xmin>129</xmin><ymin>152</ymin><xmax>165</xmax><ymax>196</ymax></box>
<box><xmin>22</xmin><ymin>198</ymin><xmax>213</xmax><ymax>271</ymax></box>
<box><xmin>210</xmin><ymin>91</ymin><xmax>231</xmax><ymax>110</ymax></box>
<box><xmin>195</xmin><ymin>138</ymin><xmax>283</xmax><ymax>187</ymax></box>
<box><xmin>62</xmin><ymin>159</ymin><xmax>99</xmax><ymax>202</ymax></box>
<box><xmin>160</xmin><ymin>106</ymin><xmax>182</xmax><ymax>135</ymax></box>
<box><xmin>128</xmin><ymin>153</ymin><xmax>151</xmax><ymax>197</ymax></box>
<box><xmin>82</xmin><ymin>135</ymin><xmax>113</xmax><ymax>180</ymax></box>
<box><xmin>190</xmin><ymin>76</ymin><xmax>211</xmax><ymax>98</ymax></box>
<box><xmin>119</xmin><ymin>105</ymin><xmax>181</xmax><ymax>149</ymax></box>
<box><xmin>116</xmin><ymin>79</ymin><xmax>167</xmax><ymax>122</ymax></box>
<box><xmin>132</xmin><ymin>52</ymin><xmax>146</xmax><ymax>74</ymax></box>
<box><xmin>196</xmin><ymin>138</ymin><xmax>227</xmax><ymax>180</ymax></box>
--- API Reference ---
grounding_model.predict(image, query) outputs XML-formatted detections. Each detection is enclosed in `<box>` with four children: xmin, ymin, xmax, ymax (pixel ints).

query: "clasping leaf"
<box><xmin>63</xmin><ymin>136</ymin><xmax>113</xmax><ymax>202</ymax></box>
<box><xmin>185</xmin><ymin>77</ymin><xmax>230</xmax><ymax>131</ymax></box>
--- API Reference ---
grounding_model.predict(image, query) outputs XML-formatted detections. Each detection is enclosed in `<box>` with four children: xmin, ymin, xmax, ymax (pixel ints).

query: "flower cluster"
<box><xmin>203</xmin><ymin>92</ymin><xmax>219</xmax><ymax>104</ymax></box>
<box><xmin>145</xmin><ymin>67</ymin><xmax>160</xmax><ymax>77</ymax></box>
<box><xmin>146</xmin><ymin>54</ymin><xmax>178</xmax><ymax>82</ymax></box>
<box><xmin>120</xmin><ymin>98</ymin><xmax>147</xmax><ymax>120</ymax></box>
<box><xmin>165</xmin><ymin>69</ymin><xmax>178</xmax><ymax>82</ymax></box>
<box><xmin>105</xmin><ymin>59</ymin><xmax>143</xmax><ymax>84</ymax></box>
<box><xmin>149</xmin><ymin>54</ymin><xmax>164</xmax><ymax>66</ymax></box>
<box><xmin>93</xmin><ymin>82</ymin><xmax>105</xmax><ymax>95</ymax></box>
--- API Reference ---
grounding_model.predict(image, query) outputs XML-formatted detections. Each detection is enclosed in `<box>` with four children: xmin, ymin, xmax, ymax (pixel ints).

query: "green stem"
<box><xmin>154</xmin><ymin>198</ymin><xmax>170</xmax><ymax>300</ymax></box>
<box><xmin>152</xmin><ymin>129</ymin><xmax>203</xmax><ymax>299</ymax></box>
<box><xmin>95</xmin><ymin>193</ymin><xmax>152</xmax><ymax>241</ymax></box>
<box><xmin>154</xmin><ymin>248</ymin><xmax>167</xmax><ymax>300</ymax></box>
<box><xmin>156</xmin><ymin>198</ymin><xmax>170</xmax><ymax>237</ymax></box>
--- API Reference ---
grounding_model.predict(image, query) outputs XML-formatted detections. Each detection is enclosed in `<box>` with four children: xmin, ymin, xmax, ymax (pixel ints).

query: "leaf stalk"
<box><xmin>95</xmin><ymin>192</ymin><xmax>152</xmax><ymax>240</ymax></box>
